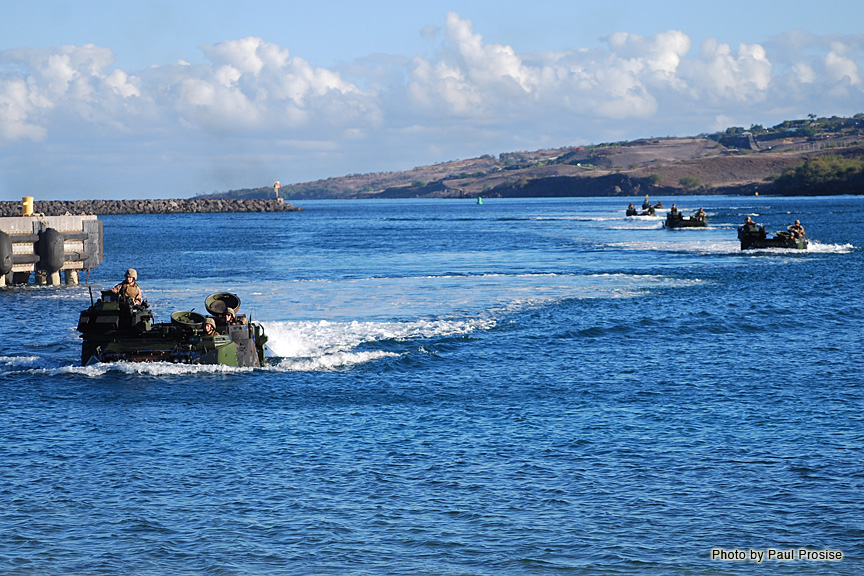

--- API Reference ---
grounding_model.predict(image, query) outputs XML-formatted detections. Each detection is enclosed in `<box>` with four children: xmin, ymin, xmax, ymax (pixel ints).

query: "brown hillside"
<box><xmin>202</xmin><ymin>123</ymin><xmax>864</xmax><ymax>199</ymax></box>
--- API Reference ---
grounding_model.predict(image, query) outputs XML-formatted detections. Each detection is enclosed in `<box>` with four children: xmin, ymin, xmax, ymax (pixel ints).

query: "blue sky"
<box><xmin>1</xmin><ymin>0</ymin><xmax>863</xmax><ymax>200</ymax></box>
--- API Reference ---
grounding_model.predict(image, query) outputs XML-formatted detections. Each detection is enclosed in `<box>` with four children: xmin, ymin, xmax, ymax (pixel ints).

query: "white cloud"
<box><xmin>793</xmin><ymin>62</ymin><xmax>816</xmax><ymax>84</ymax></box>
<box><xmin>406</xmin><ymin>13</ymin><xmax>538</xmax><ymax>117</ymax></box>
<box><xmin>0</xmin><ymin>78</ymin><xmax>47</xmax><ymax>140</ymax></box>
<box><xmin>0</xmin><ymin>36</ymin><xmax>373</xmax><ymax>142</ymax></box>
<box><xmin>445</xmin><ymin>12</ymin><xmax>535</xmax><ymax>92</ymax></box>
<box><xmin>104</xmin><ymin>69</ymin><xmax>141</xmax><ymax>98</ymax></box>
<box><xmin>200</xmin><ymin>37</ymin><xmax>288</xmax><ymax>76</ymax></box>
<box><xmin>606</xmin><ymin>30</ymin><xmax>691</xmax><ymax>76</ymax></box>
<box><xmin>0</xmin><ymin>44</ymin><xmax>146</xmax><ymax>138</ymax></box>
<box><xmin>405</xmin><ymin>14</ymin><xmax>688</xmax><ymax>121</ymax></box>
<box><xmin>824</xmin><ymin>49</ymin><xmax>860</xmax><ymax>85</ymax></box>
<box><xmin>684</xmin><ymin>38</ymin><xmax>773</xmax><ymax>103</ymax></box>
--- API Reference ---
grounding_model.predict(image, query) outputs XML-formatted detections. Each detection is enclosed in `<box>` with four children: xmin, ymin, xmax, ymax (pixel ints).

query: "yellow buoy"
<box><xmin>22</xmin><ymin>196</ymin><xmax>34</xmax><ymax>216</ymax></box>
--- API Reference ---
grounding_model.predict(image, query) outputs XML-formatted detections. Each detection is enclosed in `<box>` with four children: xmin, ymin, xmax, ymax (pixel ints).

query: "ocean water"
<box><xmin>1</xmin><ymin>195</ymin><xmax>862</xmax><ymax>575</ymax></box>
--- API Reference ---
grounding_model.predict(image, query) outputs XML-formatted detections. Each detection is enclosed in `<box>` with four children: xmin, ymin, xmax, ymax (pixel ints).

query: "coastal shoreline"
<box><xmin>0</xmin><ymin>198</ymin><xmax>300</xmax><ymax>217</ymax></box>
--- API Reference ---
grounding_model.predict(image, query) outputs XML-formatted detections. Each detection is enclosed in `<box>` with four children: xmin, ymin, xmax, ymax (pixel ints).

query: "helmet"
<box><xmin>226</xmin><ymin>307</ymin><xmax>235</xmax><ymax>316</ymax></box>
<box><xmin>205</xmin><ymin>317</ymin><xmax>216</xmax><ymax>328</ymax></box>
<box><xmin>125</xmin><ymin>268</ymin><xmax>138</xmax><ymax>280</ymax></box>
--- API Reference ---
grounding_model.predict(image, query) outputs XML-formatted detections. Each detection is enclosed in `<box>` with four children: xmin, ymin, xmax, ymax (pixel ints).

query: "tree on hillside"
<box><xmin>774</xmin><ymin>155</ymin><xmax>864</xmax><ymax>194</ymax></box>
<box><xmin>679</xmin><ymin>176</ymin><xmax>702</xmax><ymax>190</ymax></box>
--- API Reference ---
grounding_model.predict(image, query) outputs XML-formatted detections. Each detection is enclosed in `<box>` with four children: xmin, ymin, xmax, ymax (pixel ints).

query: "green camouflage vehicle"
<box><xmin>664</xmin><ymin>211</ymin><xmax>707</xmax><ymax>229</ymax></box>
<box><xmin>77</xmin><ymin>290</ymin><xmax>267</xmax><ymax>367</ymax></box>
<box><xmin>737</xmin><ymin>225</ymin><xmax>808</xmax><ymax>250</ymax></box>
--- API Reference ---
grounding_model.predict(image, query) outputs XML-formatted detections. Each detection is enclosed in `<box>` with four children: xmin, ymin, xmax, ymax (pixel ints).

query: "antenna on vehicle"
<box><xmin>89</xmin><ymin>285</ymin><xmax>94</xmax><ymax>306</ymax></box>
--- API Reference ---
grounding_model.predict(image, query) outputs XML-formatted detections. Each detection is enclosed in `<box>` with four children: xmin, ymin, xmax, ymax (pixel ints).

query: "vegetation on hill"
<box><xmin>199</xmin><ymin>114</ymin><xmax>864</xmax><ymax>200</ymax></box>
<box><xmin>708</xmin><ymin>113</ymin><xmax>864</xmax><ymax>147</ymax></box>
<box><xmin>773</xmin><ymin>154</ymin><xmax>864</xmax><ymax>195</ymax></box>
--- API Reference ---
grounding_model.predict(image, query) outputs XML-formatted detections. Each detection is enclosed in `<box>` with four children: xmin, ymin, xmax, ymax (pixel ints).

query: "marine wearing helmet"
<box><xmin>109</xmin><ymin>268</ymin><xmax>143</xmax><ymax>305</ymax></box>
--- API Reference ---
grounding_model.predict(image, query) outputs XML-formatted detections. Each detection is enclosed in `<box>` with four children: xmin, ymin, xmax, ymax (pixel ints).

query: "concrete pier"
<box><xmin>0</xmin><ymin>214</ymin><xmax>103</xmax><ymax>286</ymax></box>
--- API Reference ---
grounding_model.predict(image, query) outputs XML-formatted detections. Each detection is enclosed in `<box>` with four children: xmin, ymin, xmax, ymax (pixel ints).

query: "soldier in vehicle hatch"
<box><xmin>204</xmin><ymin>317</ymin><xmax>217</xmax><ymax>336</ymax></box>
<box><xmin>110</xmin><ymin>268</ymin><xmax>144</xmax><ymax>305</ymax></box>
<box><xmin>210</xmin><ymin>300</ymin><xmax>241</xmax><ymax>333</ymax></box>
<box><xmin>789</xmin><ymin>219</ymin><xmax>806</xmax><ymax>239</ymax></box>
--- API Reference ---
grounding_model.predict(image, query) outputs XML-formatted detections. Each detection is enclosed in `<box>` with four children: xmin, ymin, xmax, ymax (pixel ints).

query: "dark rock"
<box><xmin>0</xmin><ymin>199</ymin><xmax>302</xmax><ymax>217</ymax></box>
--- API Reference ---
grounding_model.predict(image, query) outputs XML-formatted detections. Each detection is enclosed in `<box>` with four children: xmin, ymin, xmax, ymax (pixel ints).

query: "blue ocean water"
<box><xmin>1</xmin><ymin>195</ymin><xmax>862</xmax><ymax>575</ymax></box>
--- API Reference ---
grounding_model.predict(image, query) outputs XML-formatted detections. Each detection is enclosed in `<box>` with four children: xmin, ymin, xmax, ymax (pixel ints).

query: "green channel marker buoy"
<box><xmin>477</xmin><ymin>197</ymin><xmax>483</xmax><ymax>205</ymax></box>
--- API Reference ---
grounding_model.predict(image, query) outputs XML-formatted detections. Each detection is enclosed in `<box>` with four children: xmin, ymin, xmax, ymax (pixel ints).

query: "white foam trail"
<box><xmin>729</xmin><ymin>241</ymin><xmax>854</xmax><ymax>255</ymax></box>
<box><xmin>610</xmin><ymin>218</ymin><xmax>665</xmax><ymax>230</ymax></box>
<box><xmin>799</xmin><ymin>241</ymin><xmax>855</xmax><ymax>253</ymax></box>
<box><xmin>266</xmin><ymin>350</ymin><xmax>401</xmax><ymax>372</ymax></box>
<box><xmin>605</xmin><ymin>238</ymin><xmax>856</xmax><ymax>255</ymax></box>
<box><xmin>0</xmin><ymin>356</ymin><xmax>41</xmax><ymax>367</ymax></box>
<box><xmin>607</xmin><ymin>224</ymin><xmax>664</xmax><ymax>230</ymax></box>
<box><xmin>31</xmin><ymin>362</ymin><xmax>254</xmax><ymax>377</ymax></box>
<box><xmin>529</xmin><ymin>216</ymin><xmax>622</xmax><ymax>222</ymax></box>
<box><xmin>607</xmin><ymin>239</ymin><xmax>742</xmax><ymax>253</ymax></box>
<box><xmin>262</xmin><ymin>318</ymin><xmax>495</xmax><ymax>358</ymax></box>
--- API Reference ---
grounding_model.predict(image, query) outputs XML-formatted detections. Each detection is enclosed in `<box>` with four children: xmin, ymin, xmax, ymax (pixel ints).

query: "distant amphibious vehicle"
<box><xmin>663</xmin><ymin>212</ymin><xmax>707</xmax><ymax>229</ymax></box>
<box><xmin>737</xmin><ymin>225</ymin><xmax>808</xmax><ymax>250</ymax></box>
<box><xmin>626</xmin><ymin>205</ymin><xmax>656</xmax><ymax>217</ymax></box>
<box><xmin>77</xmin><ymin>291</ymin><xmax>267</xmax><ymax>366</ymax></box>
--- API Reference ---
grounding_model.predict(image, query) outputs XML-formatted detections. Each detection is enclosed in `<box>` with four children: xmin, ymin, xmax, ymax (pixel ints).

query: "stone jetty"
<box><xmin>0</xmin><ymin>198</ymin><xmax>300</xmax><ymax>217</ymax></box>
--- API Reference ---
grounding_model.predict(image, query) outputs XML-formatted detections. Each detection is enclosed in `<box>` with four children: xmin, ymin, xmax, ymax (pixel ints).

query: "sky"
<box><xmin>1</xmin><ymin>0</ymin><xmax>863</xmax><ymax>200</ymax></box>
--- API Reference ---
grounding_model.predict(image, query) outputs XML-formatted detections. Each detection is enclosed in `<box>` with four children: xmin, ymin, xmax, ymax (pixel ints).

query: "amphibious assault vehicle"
<box><xmin>626</xmin><ymin>206</ymin><xmax>656</xmax><ymax>217</ymax></box>
<box><xmin>77</xmin><ymin>290</ymin><xmax>267</xmax><ymax>367</ymax></box>
<box><xmin>664</xmin><ymin>212</ymin><xmax>707</xmax><ymax>229</ymax></box>
<box><xmin>737</xmin><ymin>225</ymin><xmax>808</xmax><ymax>250</ymax></box>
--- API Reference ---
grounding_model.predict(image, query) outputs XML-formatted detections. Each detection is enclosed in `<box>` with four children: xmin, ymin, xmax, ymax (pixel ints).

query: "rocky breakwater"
<box><xmin>0</xmin><ymin>198</ymin><xmax>301</xmax><ymax>217</ymax></box>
